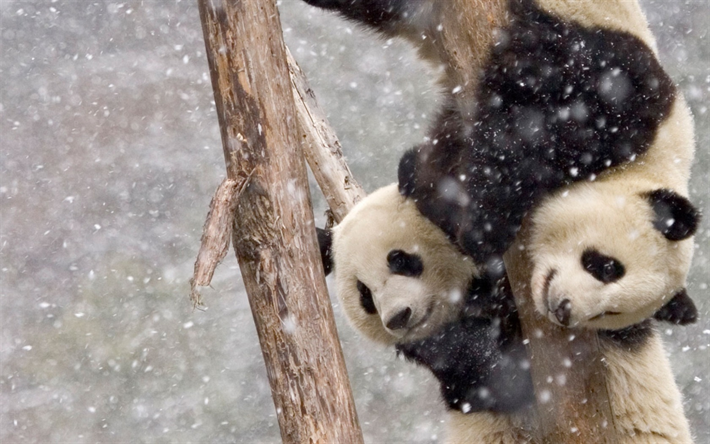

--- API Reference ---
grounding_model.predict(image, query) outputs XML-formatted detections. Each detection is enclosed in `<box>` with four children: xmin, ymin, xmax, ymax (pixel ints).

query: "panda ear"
<box><xmin>646</xmin><ymin>189</ymin><xmax>701</xmax><ymax>241</ymax></box>
<box><xmin>316</xmin><ymin>227</ymin><xmax>334</xmax><ymax>276</ymax></box>
<box><xmin>398</xmin><ymin>148</ymin><xmax>418</xmax><ymax>197</ymax></box>
<box><xmin>653</xmin><ymin>289</ymin><xmax>698</xmax><ymax>325</ymax></box>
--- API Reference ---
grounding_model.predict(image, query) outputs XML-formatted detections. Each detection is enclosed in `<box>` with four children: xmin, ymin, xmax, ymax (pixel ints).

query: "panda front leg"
<box><xmin>396</xmin><ymin>316</ymin><xmax>535</xmax><ymax>443</ymax></box>
<box><xmin>300</xmin><ymin>0</ymin><xmax>411</xmax><ymax>31</ymax></box>
<box><xmin>396</xmin><ymin>315</ymin><xmax>534</xmax><ymax>415</ymax></box>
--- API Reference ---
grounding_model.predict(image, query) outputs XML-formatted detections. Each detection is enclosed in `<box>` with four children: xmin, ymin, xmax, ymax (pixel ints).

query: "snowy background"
<box><xmin>1</xmin><ymin>0</ymin><xmax>708</xmax><ymax>442</ymax></box>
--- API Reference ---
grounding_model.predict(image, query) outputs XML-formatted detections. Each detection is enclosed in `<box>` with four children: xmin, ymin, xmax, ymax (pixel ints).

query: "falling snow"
<box><xmin>0</xmin><ymin>1</ymin><xmax>708</xmax><ymax>443</ymax></box>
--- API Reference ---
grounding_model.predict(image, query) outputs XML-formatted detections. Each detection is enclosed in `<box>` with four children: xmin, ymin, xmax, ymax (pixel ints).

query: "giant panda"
<box><xmin>319</xmin><ymin>184</ymin><xmax>536</xmax><ymax>441</ymax></box>
<box><xmin>317</xmin><ymin>183</ymin><xmax>698</xmax><ymax>443</ymax></box>
<box><xmin>320</xmin><ymin>184</ymin><xmax>534</xmax><ymax>412</ymax></box>
<box><xmin>301</xmin><ymin>0</ymin><xmax>701</xmax><ymax>321</ymax></box>
<box><xmin>303</xmin><ymin>0</ymin><xmax>700</xmax><ymax>441</ymax></box>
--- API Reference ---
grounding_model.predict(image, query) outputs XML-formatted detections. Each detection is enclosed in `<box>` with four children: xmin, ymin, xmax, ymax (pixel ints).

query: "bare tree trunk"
<box><xmin>504</xmin><ymin>223</ymin><xmax>615</xmax><ymax>443</ymax></box>
<box><xmin>196</xmin><ymin>1</ymin><xmax>363</xmax><ymax>443</ymax></box>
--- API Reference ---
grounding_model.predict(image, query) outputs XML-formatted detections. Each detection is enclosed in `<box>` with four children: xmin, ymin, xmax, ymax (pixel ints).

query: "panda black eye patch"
<box><xmin>387</xmin><ymin>250</ymin><xmax>424</xmax><ymax>277</ymax></box>
<box><xmin>356</xmin><ymin>280</ymin><xmax>377</xmax><ymax>315</ymax></box>
<box><xmin>582</xmin><ymin>249</ymin><xmax>625</xmax><ymax>283</ymax></box>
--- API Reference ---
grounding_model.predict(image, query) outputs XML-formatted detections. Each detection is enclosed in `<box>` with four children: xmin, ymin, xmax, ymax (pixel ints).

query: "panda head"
<box><xmin>323</xmin><ymin>184</ymin><xmax>479</xmax><ymax>345</ymax></box>
<box><xmin>530</xmin><ymin>182</ymin><xmax>700</xmax><ymax>330</ymax></box>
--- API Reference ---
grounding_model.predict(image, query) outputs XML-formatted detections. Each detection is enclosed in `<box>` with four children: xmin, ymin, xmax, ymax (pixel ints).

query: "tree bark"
<box><xmin>197</xmin><ymin>1</ymin><xmax>363</xmax><ymax>443</ymax></box>
<box><xmin>504</xmin><ymin>223</ymin><xmax>615</xmax><ymax>443</ymax></box>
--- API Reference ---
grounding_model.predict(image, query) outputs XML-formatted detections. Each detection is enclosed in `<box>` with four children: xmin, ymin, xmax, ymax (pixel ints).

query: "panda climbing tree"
<box><xmin>194</xmin><ymin>0</ymin><xmax>701</xmax><ymax>443</ymax></box>
<box><xmin>301</xmin><ymin>0</ymin><xmax>700</xmax><ymax>443</ymax></box>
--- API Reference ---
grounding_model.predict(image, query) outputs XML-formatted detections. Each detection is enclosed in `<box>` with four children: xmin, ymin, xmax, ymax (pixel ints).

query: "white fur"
<box><xmin>601</xmin><ymin>333</ymin><xmax>693</xmax><ymax>443</ymax></box>
<box><xmin>448</xmin><ymin>1</ymin><xmax>695</xmax><ymax>440</ymax></box>
<box><xmin>444</xmin><ymin>411</ymin><xmax>532</xmax><ymax>444</ymax></box>
<box><xmin>535</xmin><ymin>0</ymin><xmax>658</xmax><ymax>53</ymax></box>
<box><xmin>332</xmin><ymin>186</ymin><xmax>695</xmax><ymax>443</ymax></box>
<box><xmin>507</xmin><ymin>3</ymin><xmax>694</xmax><ymax>442</ymax></box>
<box><xmin>331</xmin><ymin>184</ymin><xmax>540</xmax><ymax>442</ymax></box>
<box><xmin>392</xmin><ymin>0</ymin><xmax>660</xmax><ymax>121</ymax></box>
<box><xmin>521</xmin><ymin>95</ymin><xmax>696</xmax><ymax>443</ymax></box>
<box><xmin>332</xmin><ymin>184</ymin><xmax>478</xmax><ymax>345</ymax></box>
<box><xmin>379</xmin><ymin>0</ymin><xmax>696</xmax><ymax>333</ymax></box>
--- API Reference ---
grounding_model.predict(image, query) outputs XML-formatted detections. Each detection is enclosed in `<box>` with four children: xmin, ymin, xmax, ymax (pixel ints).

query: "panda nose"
<box><xmin>386</xmin><ymin>307</ymin><xmax>412</xmax><ymax>331</ymax></box>
<box><xmin>554</xmin><ymin>298</ymin><xmax>572</xmax><ymax>326</ymax></box>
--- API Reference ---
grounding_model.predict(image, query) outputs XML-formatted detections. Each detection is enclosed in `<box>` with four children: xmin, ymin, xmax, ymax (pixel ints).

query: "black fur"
<box><xmin>316</xmin><ymin>227</ymin><xmax>334</xmax><ymax>276</ymax></box>
<box><xmin>306</xmin><ymin>0</ymin><xmax>682</xmax><ymax>266</ymax></box>
<box><xmin>396</xmin><ymin>275</ymin><xmax>534</xmax><ymax>413</ymax></box>
<box><xmin>599</xmin><ymin>319</ymin><xmax>653</xmax><ymax>352</ymax></box>
<box><xmin>581</xmin><ymin>249</ymin><xmax>625</xmax><ymax>283</ymax></box>
<box><xmin>397</xmin><ymin>148</ymin><xmax>418</xmax><ymax>197</ymax></box>
<box><xmin>357</xmin><ymin>280</ymin><xmax>378</xmax><ymax>314</ymax></box>
<box><xmin>387</xmin><ymin>249</ymin><xmax>424</xmax><ymax>277</ymax></box>
<box><xmin>301</xmin><ymin>0</ymin><xmax>407</xmax><ymax>29</ymax></box>
<box><xmin>647</xmin><ymin>189</ymin><xmax>701</xmax><ymax>241</ymax></box>
<box><xmin>462</xmin><ymin>272</ymin><xmax>519</xmax><ymax>321</ymax></box>
<box><xmin>403</xmin><ymin>0</ymin><xmax>676</xmax><ymax>263</ymax></box>
<box><xmin>306</xmin><ymin>0</ymin><xmax>691</xmax><ymax>415</ymax></box>
<box><xmin>308</xmin><ymin>230</ymin><xmax>695</xmax><ymax>412</ymax></box>
<box><xmin>397</xmin><ymin>316</ymin><xmax>534</xmax><ymax>413</ymax></box>
<box><xmin>653</xmin><ymin>289</ymin><xmax>698</xmax><ymax>325</ymax></box>
<box><xmin>397</xmin><ymin>274</ymin><xmax>693</xmax><ymax>413</ymax></box>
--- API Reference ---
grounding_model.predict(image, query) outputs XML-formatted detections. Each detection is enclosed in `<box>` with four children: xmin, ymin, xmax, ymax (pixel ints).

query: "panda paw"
<box><xmin>653</xmin><ymin>289</ymin><xmax>697</xmax><ymax>325</ymax></box>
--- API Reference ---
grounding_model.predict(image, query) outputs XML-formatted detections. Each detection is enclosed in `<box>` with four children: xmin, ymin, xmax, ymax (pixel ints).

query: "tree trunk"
<box><xmin>196</xmin><ymin>1</ymin><xmax>363</xmax><ymax>443</ymax></box>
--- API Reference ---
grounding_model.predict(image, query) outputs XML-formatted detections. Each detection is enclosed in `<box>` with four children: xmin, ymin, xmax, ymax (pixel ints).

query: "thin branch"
<box><xmin>287</xmin><ymin>48</ymin><xmax>366</xmax><ymax>222</ymax></box>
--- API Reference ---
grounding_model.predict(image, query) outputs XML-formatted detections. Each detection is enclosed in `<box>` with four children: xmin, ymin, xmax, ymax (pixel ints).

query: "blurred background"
<box><xmin>1</xmin><ymin>0</ymin><xmax>708</xmax><ymax>442</ymax></box>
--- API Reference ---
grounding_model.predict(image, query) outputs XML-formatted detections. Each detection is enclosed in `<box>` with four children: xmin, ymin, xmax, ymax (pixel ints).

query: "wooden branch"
<box><xmin>287</xmin><ymin>49</ymin><xmax>366</xmax><ymax>222</ymax></box>
<box><xmin>196</xmin><ymin>1</ymin><xmax>363</xmax><ymax>443</ymax></box>
<box><xmin>504</xmin><ymin>223</ymin><xmax>615</xmax><ymax>443</ymax></box>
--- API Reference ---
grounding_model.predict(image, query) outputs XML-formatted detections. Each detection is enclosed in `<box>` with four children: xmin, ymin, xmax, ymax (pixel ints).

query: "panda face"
<box><xmin>530</xmin><ymin>182</ymin><xmax>699</xmax><ymax>330</ymax></box>
<box><xmin>333</xmin><ymin>185</ymin><xmax>479</xmax><ymax>345</ymax></box>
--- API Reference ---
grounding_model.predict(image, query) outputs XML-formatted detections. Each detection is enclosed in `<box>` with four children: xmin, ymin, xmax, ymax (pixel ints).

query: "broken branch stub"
<box><xmin>190</xmin><ymin>175</ymin><xmax>251</xmax><ymax>307</ymax></box>
<box><xmin>190</xmin><ymin>44</ymin><xmax>367</xmax><ymax>308</ymax></box>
